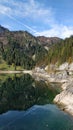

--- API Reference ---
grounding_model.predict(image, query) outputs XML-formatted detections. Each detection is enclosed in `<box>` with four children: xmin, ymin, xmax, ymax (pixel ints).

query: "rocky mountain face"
<box><xmin>0</xmin><ymin>25</ymin><xmax>9</xmax><ymax>34</ymax></box>
<box><xmin>0</xmin><ymin>25</ymin><xmax>61</xmax><ymax>48</ymax></box>
<box><xmin>37</xmin><ymin>36</ymin><xmax>62</xmax><ymax>50</ymax></box>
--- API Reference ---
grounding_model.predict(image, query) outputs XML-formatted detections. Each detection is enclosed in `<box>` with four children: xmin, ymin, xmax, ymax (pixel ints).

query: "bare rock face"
<box><xmin>37</xmin><ymin>36</ymin><xmax>62</xmax><ymax>49</ymax></box>
<box><xmin>58</xmin><ymin>62</ymin><xmax>69</xmax><ymax>70</ymax></box>
<box><xmin>69</xmin><ymin>63</ymin><xmax>73</xmax><ymax>71</ymax></box>
<box><xmin>54</xmin><ymin>82</ymin><xmax>73</xmax><ymax>115</ymax></box>
<box><xmin>58</xmin><ymin>62</ymin><xmax>73</xmax><ymax>71</ymax></box>
<box><xmin>0</xmin><ymin>25</ymin><xmax>9</xmax><ymax>33</ymax></box>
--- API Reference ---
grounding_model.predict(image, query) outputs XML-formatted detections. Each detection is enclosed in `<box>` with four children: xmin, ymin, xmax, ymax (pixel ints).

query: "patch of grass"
<box><xmin>0</xmin><ymin>56</ymin><xmax>24</xmax><ymax>71</ymax></box>
<box><xmin>0</xmin><ymin>63</ymin><xmax>24</xmax><ymax>71</ymax></box>
<box><xmin>0</xmin><ymin>62</ymin><xmax>9</xmax><ymax>70</ymax></box>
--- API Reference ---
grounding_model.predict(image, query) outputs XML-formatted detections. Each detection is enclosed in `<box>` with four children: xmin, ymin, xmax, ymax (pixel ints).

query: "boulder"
<box><xmin>54</xmin><ymin>82</ymin><xmax>73</xmax><ymax>115</ymax></box>
<box><xmin>69</xmin><ymin>63</ymin><xmax>73</xmax><ymax>71</ymax></box>
<box><xmin>58</xmin><ymin>62</ymin><xmax>69</xmax><ymax>70</ymax></box>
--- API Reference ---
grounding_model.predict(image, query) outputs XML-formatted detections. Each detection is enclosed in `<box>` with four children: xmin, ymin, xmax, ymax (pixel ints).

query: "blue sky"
<box><xmin>0</xmin><ymin>0</ymin><xmax>73</xmax><ymax>38</ymax></box>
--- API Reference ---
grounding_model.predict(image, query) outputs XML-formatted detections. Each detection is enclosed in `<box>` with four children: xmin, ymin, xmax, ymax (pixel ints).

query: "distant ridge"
<box><xmin>37</xmin><ymin>36</ymin><xmax>62</xmax><ymax>48</ymax></box>
<box><xmin>0</xmin><ymin>25</ymin><xmax>9</xmax><ymax>33</ymax></box>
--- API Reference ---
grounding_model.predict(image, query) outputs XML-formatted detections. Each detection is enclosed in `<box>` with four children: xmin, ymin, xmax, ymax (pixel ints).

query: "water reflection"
<box><xmin>0</xmin><ymin>74</ymin><xmax>60</xmax><ymax>114</ymax></box>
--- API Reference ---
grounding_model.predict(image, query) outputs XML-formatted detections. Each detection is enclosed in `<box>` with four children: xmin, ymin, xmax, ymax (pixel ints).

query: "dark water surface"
<box><xmin>0</xmin><ymin>74</ymin><xmax>73</xmax><ymax>130</ymax></box>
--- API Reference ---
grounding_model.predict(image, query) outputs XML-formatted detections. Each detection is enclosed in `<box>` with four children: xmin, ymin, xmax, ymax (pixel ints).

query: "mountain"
<box><xmin>0</xmin><ymin>26</ymin><xmax>48</xmax><ymax>69</ymax></box>
<box><xmin>0</xmin><ymin>25</ymin><xmax>9</xmax><ymax>34</ymax></box>
<box><xmin>1</xmin><ymin>25</ymin><xmax>67</xmax><ymax>70</ymax></box>
<box><xmin>37</xmin><ymin>36</ymin><xmax>62</xmax><ymax>50</ymax></box>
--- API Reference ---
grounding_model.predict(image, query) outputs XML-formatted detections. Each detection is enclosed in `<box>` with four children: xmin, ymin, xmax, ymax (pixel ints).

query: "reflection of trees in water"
<box><xmin>0</xmin><ymin>74</ymin><xmax>59</xmax><ymax>114</ymax></box>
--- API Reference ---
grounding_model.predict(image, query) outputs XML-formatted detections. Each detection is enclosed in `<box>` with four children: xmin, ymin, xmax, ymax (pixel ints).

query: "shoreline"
<box><xmin>0</xmin><ymin>69</ymin><xmax>73</xmax><ymax>116</ymax></box>
<box><xmin>54</xmin><ymin>81</ymin><xmax>73</xmax><ymax>116</ymax></box>
<box><xmin>0</xmin><ymin>70</ymin><xmax>70</xmax><ymax>83</ymax></box>
<box><xmin>0</xmin><ymin>70</ymin><xmax>32</xmax><ymax>75</ymax></box>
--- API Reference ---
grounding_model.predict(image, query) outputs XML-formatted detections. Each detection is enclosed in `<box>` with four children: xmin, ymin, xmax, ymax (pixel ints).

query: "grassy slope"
<box><xmin>0</xmin><ymin>56</ymin><xmax>23</xmax><ymax>71</ymax></box>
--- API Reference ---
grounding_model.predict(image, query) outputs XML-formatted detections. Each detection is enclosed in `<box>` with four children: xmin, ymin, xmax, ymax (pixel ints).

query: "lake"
<box><xmin>0</xmin><ymin>74</ymin><xmax>73</xmax><ymax>130</ymax></box>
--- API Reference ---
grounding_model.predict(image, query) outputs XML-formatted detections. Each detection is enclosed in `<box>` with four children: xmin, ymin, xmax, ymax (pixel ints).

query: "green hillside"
<box><xmin>0</xmin><ymin>27</ymin><xmax>47</xmax><ymax>70</ymax></box>
<box><xmin>48</xmin><ymin>36</ymin><xmax>73</xmax><ymax>65</ymax></box>
<box><xmin>1</xmin><ymin>25</ymin><xmax>73</xmax><ymax>70</ymax></box>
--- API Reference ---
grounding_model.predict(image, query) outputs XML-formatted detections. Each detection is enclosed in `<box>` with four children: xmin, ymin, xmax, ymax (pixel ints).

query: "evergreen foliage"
<box><xmin>0</xmin><ymin>33</ymin><xmax>47</xmax><ymax>69</ymax></box>
<box><xmin>48</xmin><ymin>36</ymin><xmax>73</xmax><ymax>65</ymax></box>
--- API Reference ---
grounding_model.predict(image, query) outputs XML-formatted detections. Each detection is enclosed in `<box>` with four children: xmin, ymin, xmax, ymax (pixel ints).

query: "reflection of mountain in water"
<box><xmin>0</xmin><ymin>74</ymin><xmax>60</xmax><ymax>114</ymax></box>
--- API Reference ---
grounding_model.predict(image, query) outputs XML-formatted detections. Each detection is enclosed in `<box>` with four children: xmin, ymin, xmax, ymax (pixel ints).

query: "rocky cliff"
<box><xmin>37</xmin><ymin>36</ymin><xmax>62</xmax><ymax>50</ymax></box>
<box><xmin>54</xmin><ymin>81</ymin><xmax>73</xmax><ymax>115</ymax></box>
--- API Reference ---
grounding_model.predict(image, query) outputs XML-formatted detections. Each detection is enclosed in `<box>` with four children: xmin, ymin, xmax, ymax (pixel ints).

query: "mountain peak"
<box><xmin>0</xmin><ymin>25</ymin><xmax>9</xmax><ymax>33</ymax></box>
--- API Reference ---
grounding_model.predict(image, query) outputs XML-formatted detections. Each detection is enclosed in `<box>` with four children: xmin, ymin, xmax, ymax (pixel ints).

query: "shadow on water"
<box><xmin>0</xmin><ymin>74</ymin><xmax>60</xmax><ymax>114</ymax></box>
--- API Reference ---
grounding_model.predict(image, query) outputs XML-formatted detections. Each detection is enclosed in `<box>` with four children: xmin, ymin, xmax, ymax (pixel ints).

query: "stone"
<box><xmin>58</xmin><ymin>62</ymin><xmax>69</xmax><ymax>70</ymax></box>
<box><xmin>54</xmin><ymin>81</ymin><xmax>73</xmax><ymax>115</ymax></box>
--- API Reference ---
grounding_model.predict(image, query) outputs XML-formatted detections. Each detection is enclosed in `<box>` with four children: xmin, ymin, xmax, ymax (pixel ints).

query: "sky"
<box><xmin>0</xmin><ymin>0</ymin><xmax>73</xmax><ymax>39</ymax></box>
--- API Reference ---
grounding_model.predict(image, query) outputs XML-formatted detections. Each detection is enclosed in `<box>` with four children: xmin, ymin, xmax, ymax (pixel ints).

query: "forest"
<box><xmin>0</xmin><ymin>31</ymin><xmax>47</xmax><ymax>70</ymax></box>
<box><xmin>48</xmin><ymin>35</ymin><xmax>73</xmax><ymax>65</ymax></box>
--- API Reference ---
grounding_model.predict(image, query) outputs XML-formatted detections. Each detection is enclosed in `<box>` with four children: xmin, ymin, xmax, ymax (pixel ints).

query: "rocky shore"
<box><xmin>32</xmin><ymin>64</ymin><xmax>73</xmax><ymax>116</ymax></box>
<box><xmin>39</xmin><ymin>71</ymin><xmax>73</xmax><ymax>116</ymax></box>
<box><xmin>54</xmin><ymin>82</ymin><xmax>73</xmax><ymax>115</ymax></box>
<box><xmin>0</xmin><ymin>62</ymin><xmax>73</xmax><ymax>116</ymax></box>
